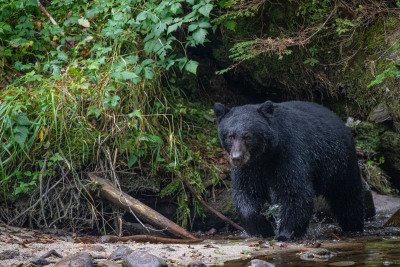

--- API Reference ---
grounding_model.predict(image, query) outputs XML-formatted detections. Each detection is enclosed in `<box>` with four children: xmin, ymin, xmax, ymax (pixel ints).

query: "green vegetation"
<box><xmin>0</xmin><ymin>0</ymin><xmax>219</xmax><ymax>230</ymax></box>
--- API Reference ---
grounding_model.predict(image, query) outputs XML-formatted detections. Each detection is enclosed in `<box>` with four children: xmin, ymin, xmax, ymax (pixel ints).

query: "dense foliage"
<box><xmin>0</xmin><ymin>0</ymin><xmax>219</xmax><ymax>229</ymax></box>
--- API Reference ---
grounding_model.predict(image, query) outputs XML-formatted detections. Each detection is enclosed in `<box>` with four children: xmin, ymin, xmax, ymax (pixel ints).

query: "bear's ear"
<box><xmin>258</xmin><ymin>101</ymin><xmax>274</xmax><ymax>118</ymax></box>
<box><xmin>214</xmin><ymin>103</ymin><xmax>229</xmax><ymax>122</ymax></box>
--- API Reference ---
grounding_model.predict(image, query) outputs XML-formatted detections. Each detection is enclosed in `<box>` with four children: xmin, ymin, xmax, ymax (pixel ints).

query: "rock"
<box><xmin>97</xmin><ymin>260</ymin><xmax>122</xmax><ymax>267</ymax></box>
<box><xmin>249</xmin><ymin>259</ymin><xmax>275</xmax><ymax>267</ymax></box>
<box><xmin>205</xmin><ymin>228</ymin><xmax>217</xmax><ymax>235</ymax></box>
<box><xmin>86</xmin><ymin>244</ymin><xmax>106</xmax><ymax>252</ymax></box>
<box><xmin>187</xmin><ymin>260</ymin><xmax>207</xmax><ymax>267</ymax></box>
<box><xmin>122</xmin><ymin>251</ymin><xmax>167</xmax><ymax>267</ymax></box>
<box><xmin>31</xmin><ymin>257</ymin><xmax>51</xmax><ymax>265</ymax></box>
<box><xmin>109</xmin><ymin>246</ymin><xmax>134</xmax><ymax>261</ymax></box>
<box><xmin>299</xmin><ymin>248</ymin><xmax>337</xmax><ymax>261</ymax></box>
<box><xmin>369</xmin><ymin>103</ymin><xmax>392</xmax><ymax>123</ymax></box>
<box><xmin>0</xmin><ymin>249</ymin><xmax>19</xmax><ymax>260</ymax></box>
<box><xmin>54</xmin><ymin>252</ymin><xmax>93</xmax><ymax>267</ymax></box>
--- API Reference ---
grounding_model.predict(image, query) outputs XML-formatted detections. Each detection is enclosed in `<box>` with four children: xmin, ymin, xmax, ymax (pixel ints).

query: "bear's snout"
<box><xmin>229</xmin><ymin>141</ymin><xmax>250</xmax><ymax>166</ymax></box>
<box><xmin>230</xmin><ymin>151</ymin><xmax>243</xmax><ymax>166</ymax></box>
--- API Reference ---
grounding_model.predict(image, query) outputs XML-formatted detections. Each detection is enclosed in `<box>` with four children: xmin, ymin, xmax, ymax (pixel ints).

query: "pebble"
<box><xmin>0</xmin><ymin>249</ymin><xmax>19</xmax><ymax>260</ymax></box>
<box><xmin>109</xmin><ymin>246</ymin><xmax>134</xmax><ymax>261</ymax></box>
<box><xmin>122</xmin><ymin>250</ymin><xmax>167</xmax><ymax>267</ymax></box>
<box><xmin>299</xmin><ymin>248</ymin><xmax>337</xmax><ymax>261</ymax></box>
<box><xmin>187</xmin><ymin>260</ymin><xmax>207</xmax><ymax>267</ymax></box>
<box><xmin>54</xmin><ymin>252</ymin><xmax>94</xmax><ymax>267</ymax></box>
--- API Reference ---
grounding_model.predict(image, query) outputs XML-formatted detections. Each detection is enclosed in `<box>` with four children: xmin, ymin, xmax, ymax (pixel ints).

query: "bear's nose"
<box><xmin>231</xmin><ymin>151</ymin><xmax>242</xmax><ymax>165</ymax></box>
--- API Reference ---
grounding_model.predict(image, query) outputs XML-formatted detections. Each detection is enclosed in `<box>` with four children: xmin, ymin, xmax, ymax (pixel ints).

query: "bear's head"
<box><xmin>214</xmin><ymin>101</ymin><xmax>278</xmax><ymax>167</ymax></box>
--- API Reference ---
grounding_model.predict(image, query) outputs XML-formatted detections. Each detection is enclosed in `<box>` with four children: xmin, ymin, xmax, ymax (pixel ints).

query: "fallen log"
<box><xmin>385</xmin><ymin>208</ymin><xmax>400</xmax><ymax>227</ymax></box>
<box><xmin>88</xmin><ymin>173</ymin><xmax>198</xmax><ymax>240</ymax></box>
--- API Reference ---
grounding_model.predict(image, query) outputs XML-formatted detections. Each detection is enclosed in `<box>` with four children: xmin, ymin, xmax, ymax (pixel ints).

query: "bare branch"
<box><xmin>36</xmin><ymin>0</ymin><xmax>59</xmax><ymax>26</ymax></box>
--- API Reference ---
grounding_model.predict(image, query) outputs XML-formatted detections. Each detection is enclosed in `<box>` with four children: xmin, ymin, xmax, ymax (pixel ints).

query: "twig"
<box><xmin>36</xmin><ymin>0</ymin><xmax>59</xmax><ymax>26</ymax></box>
<box><xmin>184</xmin><ymin>181</ymin><xmax>244</xmax><ymax>232</ymax></box>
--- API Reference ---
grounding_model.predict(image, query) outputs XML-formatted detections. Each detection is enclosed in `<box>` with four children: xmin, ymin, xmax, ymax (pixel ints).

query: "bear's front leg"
<box><xmin>234</xmin><ymin>189</ymin><xmax>274</xmax><ymax>237</ymax></box>
<box><xmin>272</xmin><ymin>176</ymin><xmax>315</xmax><ymax>241</ymax></box>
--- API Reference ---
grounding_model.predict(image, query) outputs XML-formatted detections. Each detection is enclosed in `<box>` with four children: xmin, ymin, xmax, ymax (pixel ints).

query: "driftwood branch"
<box><xmin>88</xmin><ymin>173</ymin><xmax>198</xmax><ymax>240</ymax></box>
<box><xmin>36</xmin><ymin>0</ymin><xmax>59</xmax><ymax>26</ymax></box>
<box><xmin>96</xmin><ymin>235</ymin><xmax>202</xmax><ymax>244</ymax></box>
<box><xmin>184</xmin><ymin>181</ymin><xmax>244</xmax><ymax>232</ymax></box>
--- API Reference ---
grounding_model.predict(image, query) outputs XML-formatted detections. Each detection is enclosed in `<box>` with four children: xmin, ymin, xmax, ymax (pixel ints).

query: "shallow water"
<box><xmin>222</xmin><ymin>236</ymin><xmax>400</xmax><ymax>266</ymax></box>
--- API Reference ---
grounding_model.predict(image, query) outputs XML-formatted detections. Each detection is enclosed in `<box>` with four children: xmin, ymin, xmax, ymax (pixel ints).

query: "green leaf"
<box><xmin>167</xmin><ymin>23</ymin><xmax>180</xmax><ymax>34</ymax></box>
<box><xmin>87</xmin><ymin>106</ymin><xmax>101</xmax><ymax>118</ymax></box>
<box><xmin>15</xmin><ymin>113</ymin><xmax>31</xmax><ymax>126</ymax></box>
<box><xmin>128</xmin><ymin>154</ymin><xmax>138</xmax><ymax>168</ymax></box>
<box><xmin>137</xmin><ymin>11</ymin><xmax>147</xmax><ymax>21</ymax></box>
<box><xmin>154</xmin><ymin>22</ymin><xmax>167</xmax><ymax>37</ymax></box>
<box><xmin>198</xmin><ymin>21</ymin><xmax>211</xmax><ymax>28</ymax></box>
<box><xmin>128</xmin><ymin>110</ymin><xmax>141</xmax><ymax>118</ymax></box>
<box><xmin>223</xmin><ymin>20</ymin><xmax>236</xmax><ymax>31</ymax></box>
<box><xmin>185</xmin><ymin>60</ymin><xmax>198</xmax><ymax>74</ymax></box>
<box><xmin>144</xmin><ymin>67</ymin><xmax>154</xmax><ymax>80</ymax></box>
<box><xmin>170</xmin><ymin>3</ymin><xmax>182</xmax><ymax>14</ymax></box>
<box><xmin>13</xmin><ymin>125</ymin><xmax>29</xmax><ymax>146</ymax></box>
<box><xmin>192</xmin><ymin>28</ymin><xmax>207</xmax><ymax>44</ymax></box>
<box><xmin>198</xmin><ymin>4</ymin><xmax>213</xmax><ymax>17</ymax></box>
<box><xmin>120</xmin><ymin>71</ymin><xmax>139</xmax><ymax>81</ymax></box>
<box><xmin>57</xmin><ymin>51</ymin><xmax>68</xmax><ymax>61</ymax></box>
<box><xmin>188</xmin><ymin>23</ymin><xmax>198</xmax><ymax>32</ymax></box>
<box><xmin>0</xmin><ymin>22</ymin><xmax>12</xmax><ymax>34</ymax></box>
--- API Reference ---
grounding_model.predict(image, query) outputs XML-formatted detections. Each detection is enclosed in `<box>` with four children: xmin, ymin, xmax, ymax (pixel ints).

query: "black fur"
<box><xmin>214</xmin><ymin>101</ymin><xmax>366</xmax><ymax>241</ymax></box>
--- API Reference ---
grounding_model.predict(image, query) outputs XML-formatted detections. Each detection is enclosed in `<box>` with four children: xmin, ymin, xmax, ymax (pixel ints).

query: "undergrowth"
<box><xmin>0</xmin><ymin>0</ymin><xmax>220</xmax><ymax>232</ymax></box>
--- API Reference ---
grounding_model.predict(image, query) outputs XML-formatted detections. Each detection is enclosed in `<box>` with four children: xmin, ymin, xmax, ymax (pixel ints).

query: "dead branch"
<box><xmin>88</xmin><ymin>173</ymin><xmax>198</xmax><ymax>240</ymax></box>
<box><xmin>184</xmin><ymin>181</ymin><xmax>244</xmax><ymax>232</ymax></box>
<box><xmin>36</xmin><ymin>0</ymin><xmax>59</xmax><ymax>26</ymax></box>
<box><xmin>83</xmin><ymin>235</ymin><xmax>203</xmax><ymax>244</ymax></box>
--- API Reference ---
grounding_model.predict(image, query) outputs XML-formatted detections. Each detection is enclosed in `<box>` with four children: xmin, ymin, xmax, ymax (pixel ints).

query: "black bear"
<box><xmin>214</xmin><ymin>100</ymin><xmax>370</xmax><ymax>241</ymax></box>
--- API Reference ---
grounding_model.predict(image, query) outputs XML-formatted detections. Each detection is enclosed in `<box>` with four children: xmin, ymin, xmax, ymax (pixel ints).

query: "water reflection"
<box><xmin>222</xmin><ymin>237</ymin><xmax>400</xmax><ymax>266</ymax></box>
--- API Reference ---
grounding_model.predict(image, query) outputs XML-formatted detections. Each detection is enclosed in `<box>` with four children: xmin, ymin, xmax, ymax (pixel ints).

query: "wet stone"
<box><xmin>0</xmin><ymin>249</ymin><xmax>20</xmax><ymax>260</ymax></box>
<box><xmin>54</xmin><ymin>252</ymin><xmax>94</xmax><ymax>267</ymax></box>
<box><xmin>122</xmin><ymin>251</ymin><xmax>167</xmax><ymax>267</ymax></box>
<box><xmin>249</xmin><ymin>259</ymin><xmax>275</xmax><ymax>267</ymax></box>
<box><xmin>97</xmin><ymin>259</ymin><xmax>122</xmax><ymax>267</ymax></box>
<box><xmin>299</xmin><ymin>248</ymin><xmax>337</xmax><ymax>261</ymax></box>
<box><xmin>187</xmin><ymin>260</ymin><xmax>207</xmax><ymax>267</ymax></box>
<box><xmin>109</xmin><ymin>246</ymin><xmax>134</xmax><ymax>261</ymax></box>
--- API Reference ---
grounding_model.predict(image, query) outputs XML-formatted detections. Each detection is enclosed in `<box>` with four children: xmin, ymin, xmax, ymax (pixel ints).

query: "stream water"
<box><xmin>221</xmin><ymin>236</ymin><xmax>400</xmax><ymax>266</ymax></box>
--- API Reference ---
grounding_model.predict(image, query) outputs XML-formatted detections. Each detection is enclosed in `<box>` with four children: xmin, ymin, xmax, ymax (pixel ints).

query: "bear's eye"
<box><xmin>243</xmin><ymin>134</ymin><xmax>252</xmax><ymax>140</ymax></box>
<box><xmin>227</xmin><ymin>134</ymin><xmax>235</xmax><ymax>140</ymax></box>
